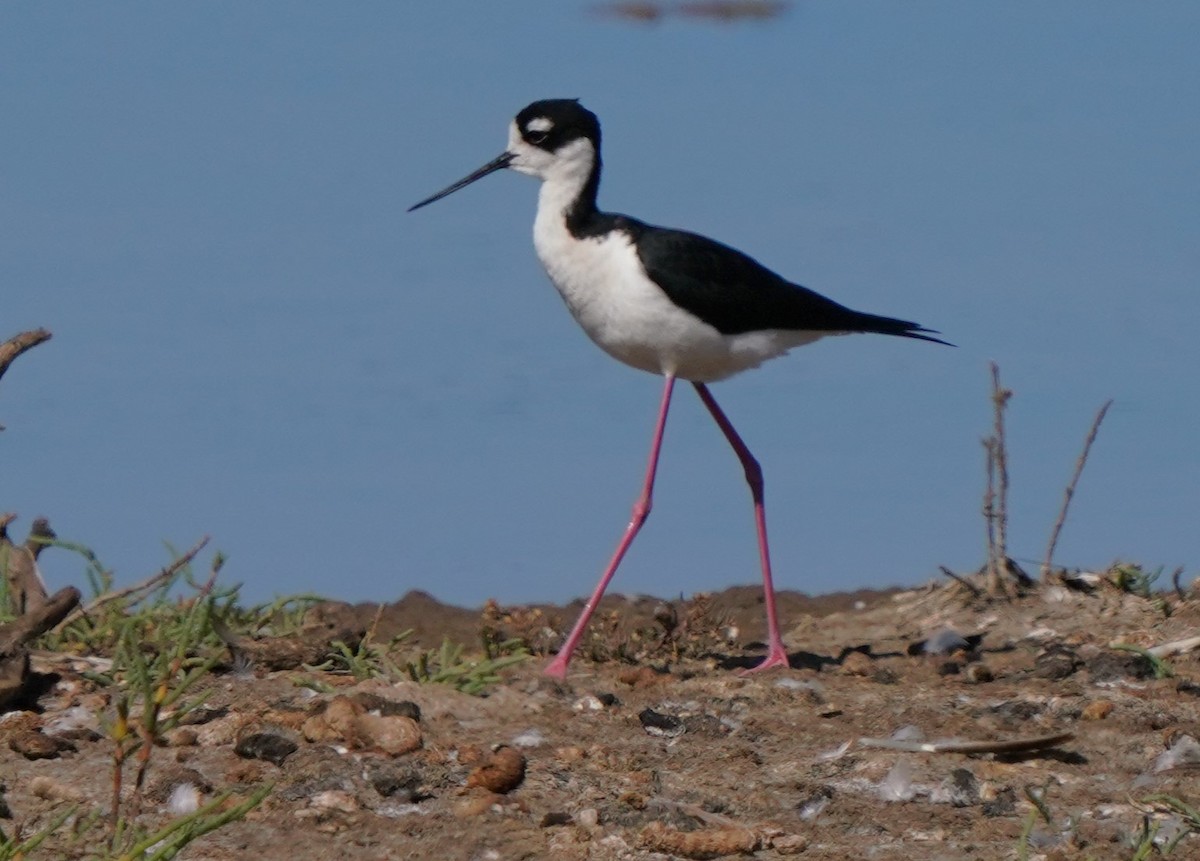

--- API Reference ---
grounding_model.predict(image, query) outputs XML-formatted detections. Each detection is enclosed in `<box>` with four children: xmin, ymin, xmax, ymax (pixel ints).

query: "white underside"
<box><xmin>533</xmin><ymin>206</ymin><xmax>831</xmax><ymax>382</ymax></box>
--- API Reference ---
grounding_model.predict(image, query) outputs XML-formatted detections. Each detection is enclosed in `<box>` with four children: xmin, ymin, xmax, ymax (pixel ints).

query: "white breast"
<box><xmin>532</xmin><ymin>202</ymin><xmax>827</xmax><ymax>382</ymax></box>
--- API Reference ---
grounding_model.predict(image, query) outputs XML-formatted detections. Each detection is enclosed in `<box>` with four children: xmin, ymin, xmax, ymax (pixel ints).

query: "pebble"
<box><xmin>1082</xmin><ymin>699</ymin><xmax>1114</xmax><ymax>721</ymax></box>
<box><xmin>577</xmin><ymin>807</ymin><xmax>600</xmax><ymax>828</ymax></box>
<box><xmin>1033</xmin><ymin>645</ymin><xmax>1082</xmax><ymax>681</ymax></box>
<box><xmin>356</xmin><ymin>713</ymin><xmax>422</xmax><ymax>755</ymax></box>
<box><xmin>465</xmin><ymin>745</ymin><xmax>526</xmax><ymax>794</ymax></box>
<box><xmin>370</xmin><ymin>766</ymin><xmax>424</xmax><ymax>801</ymax></box>
<box><xmin>965</xmin><ymin>664</ymin><xmax>994</xmax><ymax>684</ymax></box>
<box><xmin>840</xmin><ymin>650</ymin><xmax>873</xmax><ymax>676</ymax></box>
<box><xmin>639</xmin><ymin>822</ymin><xmax>759</xmax><ymax>858</ymax></box>
<box><xmin>311</xmin><ymin>790</ymin><xmax>360</xmax><ymax>813</ymax></box>
<box><xmin>770</xmin><ymin>833</ymin><xmax>809</xmax><ymax>855</ymax></box>
<box><xmin>9</xmin><ymin>730</ymin><xmax>71</xmax><ymax>760</ymax></box>
<box><xmin>638</xmin><ymin>708</ymin><xmax>684</xmax><ymax>738</ymax></box>
<box><xmin>29</xmin><ymin>775</ymin><xmax>85</xmax><ymax>802</ymax></box>
<box><xmin>235</xmin><ymin>731</ymin><xmax>298</xmax><ymax>766</ymax></box>
<box><xmin>164</xmin><ymin>727</ymin><xmax>199</xmax><ymax>747</ymax></box>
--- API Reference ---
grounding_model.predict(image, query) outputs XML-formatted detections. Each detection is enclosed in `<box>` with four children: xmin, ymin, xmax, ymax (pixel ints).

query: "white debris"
<box><xmin>815</xmin><ymin>740</ymin><xmax>852</xmax><ymax>762</ymax></box>
<box><xmin>166</xmin><ymin>782</ymin><xmax>201</xmax><ymax>815</ymax></box>
<box><xmin>1154</xmin><ymin>734</ymin><xmax>1200</xmax><ymax>773</ymax></box>
<box><xmin>923</xmin><ymin>629</ymin><xmax>968</xmax><ymax>655</ymax></box>
<box><xmin>878</xmin><ymin>759</ymin><xmax>916</xmax><ymax>802</ymax></box>
<box><xmin>512</xmin><ymin>728</ymin><xmax>546</xmax><ymax>748</ymax></box>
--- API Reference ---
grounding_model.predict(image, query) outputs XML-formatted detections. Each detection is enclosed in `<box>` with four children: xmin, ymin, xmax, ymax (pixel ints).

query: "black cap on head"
<box><xmin>515</xmin><ymin>99</ymin><xmax>601</xmax><ymax>152</ymax></box>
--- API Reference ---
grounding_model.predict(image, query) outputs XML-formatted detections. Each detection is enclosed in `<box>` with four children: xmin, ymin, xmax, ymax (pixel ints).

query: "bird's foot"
<box><xmin>542</xmin><ymin>656</ymin><xmax>571</xmax><ymax>680</ymax></box>
<box><xmin>737</xmin><ymin>644</ymin><xmax>791</xmax><ymax>675</ymax></box>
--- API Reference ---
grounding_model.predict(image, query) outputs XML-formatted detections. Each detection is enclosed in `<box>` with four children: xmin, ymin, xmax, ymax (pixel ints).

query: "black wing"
<box><xmin>631</xmin><ymin>223</ymin><xmax>949</xmax><ymax>345</ymax></box>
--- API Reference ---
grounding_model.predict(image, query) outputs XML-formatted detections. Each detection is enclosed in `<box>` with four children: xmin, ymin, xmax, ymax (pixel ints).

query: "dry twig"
<box><xmin>0</xmin><ymin>328</ymin><xmax>52</xmax><ymax>430</ymax></box>
<box><xmin>983</xmin><ymin>363</ymin><xmax>1012</xmax><ymax>597</ymax></box>
<box><xmin>1041</xmin><ymin>399</ymin><xmax>1113</xmax><ymax>578</ymax></box>
<box><xmin>53</xmin><ymin>535</ymin><xmax>211</xmax><ymax>632</ymax></box>
<box><xmin>858</xmin><ymin>731</ymin><xmax>1074</xmax><ymax>755</ymax></box>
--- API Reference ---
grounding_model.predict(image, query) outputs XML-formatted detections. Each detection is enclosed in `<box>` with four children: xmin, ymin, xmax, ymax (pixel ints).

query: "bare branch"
<box><xmin>53</xmin><ymin>535</ymin><xmax>211</xmax><ymax>632</ymax></box>
<box><xmin>1041</xmin><ymin>400</ymin><xmax>1113</xmax><ymax>578</ymax></box>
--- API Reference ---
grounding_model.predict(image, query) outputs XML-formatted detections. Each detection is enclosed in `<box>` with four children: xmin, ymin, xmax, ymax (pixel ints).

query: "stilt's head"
<box><xmin>408</xmin><ymin>99</ymin><xmax>601</xmax><ymax>211</ymax></box>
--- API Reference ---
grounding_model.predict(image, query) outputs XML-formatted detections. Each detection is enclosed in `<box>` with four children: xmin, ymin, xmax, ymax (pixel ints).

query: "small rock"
<box><xmin>311</xmin><ymin>790</ymin><xmax>360</xmax><ymax>813</ymax></box>
<box><xmin>454</xmin><ymin>791</ymin><xmax>502</xmax><ymax>817</ymax></box>
<box><xmin>982</xmin><ymin>785</ymin><xmax>1017</xmax><ymax>817</ymax></box>
<box><xmin>936</xmin><ymin>661</ymin><xmax>961</xmax><ymax>676</ymax></box>
<box><xmin>920</xmin><ymin>629</ymin><xmax>971</xmax><ymax>655</ymax></box>
<box><xmin>639</xmin><ymin>708</ymin><xmax>684</xmax><ymax>738</ymax></box>
<box><xmin>965</xmin><ymin>664</ymin><xmax>994</xmax><ymax>684</ymax></box>
<box><xmin>770</xmin><ymin>833</ymin><xmax>809</xmax><ymax>855</ymax></box>
<box><xmin>639</xmin><ymin>821</ymin><xmax>760</xmax><ymax>859</ymax></box>
<box><xmin>555</xmin><ymin>745</ymin><xmax>587</xmax><ymax>763</ymax></box>
<box><xmin>573</xmin><ymin>695</ymin><xmax>606</xmax><ymax>712</ymax></box>
<box><xmin>465</xmin><ymin>745</ymin><xmax>526</xmax><ymax>794</ymax></box>
<box><xmin>370</xmin><ymin>766</ymin><xmax>424</xmax><ymax>801</ymax></box>
<box><xmin>1154</xmin><ymin>733</ymin><xmax>1200</xmax><ymax>773</ymax></box>
<box><xmin>178</xmin><ymin>705</ymin><xmax>229</xmax><ymax>726</ymax></box>
<box><xmin>512</xmin><ymin>728</ymin><xmax>546</xmax><ymax>748</ymax></box>
<box><xmin>302</xmin><ymin>695</ymin><xmax>363</xmax><ymax>743</ymax></box>
<box><xmin>595</xmin><ymin>692</ymin><xmax>620</xmax><ymax>707</ymax></box>
<box><xmin>356</xmin><ymin>713</ymin><xmax>422</xmax><ymax>755</ymax></box>
<box><xmin>349</xmin><ymin>692</ymin><xmax>421</xmax><ymax>721</ymax></box>
<box><xmin>840</xmin><ymin>651</ymin><xmax>873</xmax><ymax>676</ymax></box>
<box><xmin>932</xmin><ymin>768</ymin><xmax>979</xmax><ymax>807</ymax></box>
<box><xmin>164</xmin><ymin>727</ymin><xmax>199</xmax><ymax>747</ymax></box>
<box><xmin>9</xmin><ymin>730</ymin><xmax>71</xmax><ymax>760</ymax></box>
<box><xmin>617</xmin><ymin>666</ymin><xmax>666</xmax><ymax>687</ymax></box>
<box><xmin>681</xmin><ymin>714</ymin><xmax>727</xmax><ymax>737</ymax></box>
<box><xmin>0</xmin><ymin>712</ymin><xmax>41</xmax><ymax>744</ymax></box>
<box><xmin>235</xmin><ymin>732</ymin><xmax>298</xmax><ymax>766</ymax></box>
<box><xmin>1082</xmin><ymin>699</ymin><xmax>1114</xmax><ymax>721</ymax></box>
<box><xmin>1088</xmin><ymin>650</ymin><xmax>1156</xmax><ymax>683</ymax></box>
<box><xmin>194</xmin><ymin>713</ymin><xmax>249</xmax><ymax>746</ymax></box>
<box><xmin>577</xmin><ymin>807</ymin><xmax>600</xmax><ymax>828</ymax></box>
<box><xmin>540</xmin><ymin>810</ymin><xmax>573</xmax><ymax>827</ymax></box>
<box><xmin>29</xmin><ymin>775</ymin><xmax>84</xmax><ymax>802</ymax></box>
<box><xmin>1033</xmin><ymin>645</ymin><xmax>1082</xmax><ymax>681</ymax></box>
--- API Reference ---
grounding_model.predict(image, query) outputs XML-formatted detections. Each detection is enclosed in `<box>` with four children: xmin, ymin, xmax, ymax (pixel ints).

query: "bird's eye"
<box><xmin>525</xmin><ymin>129</ymin><xmax>549</xmax><ymax>145</ymax></box>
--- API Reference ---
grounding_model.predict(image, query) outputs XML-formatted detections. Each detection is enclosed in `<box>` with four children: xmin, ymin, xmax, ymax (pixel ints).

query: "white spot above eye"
<box><xmin>526</xmin><ymin>116</ymin><xmax>553</xmax><ymax>133</ymax></box>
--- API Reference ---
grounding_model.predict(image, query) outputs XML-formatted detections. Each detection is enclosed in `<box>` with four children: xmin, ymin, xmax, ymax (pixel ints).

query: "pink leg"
<box><xmin>693</xmin><ymin>383</ymin><xmax>790</xmax><ymax>672</ymax></box>
<box><xmin>544</xmin><ymin>375</ymin><xmax>677</xmax><ymax>679</ymax></box>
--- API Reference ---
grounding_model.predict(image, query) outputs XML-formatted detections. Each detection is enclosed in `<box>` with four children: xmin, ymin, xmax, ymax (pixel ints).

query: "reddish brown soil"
<box><xmin>6</xmin><ymin>580</ymin><xmax>1200</xmax><ymax>860</ymax></box>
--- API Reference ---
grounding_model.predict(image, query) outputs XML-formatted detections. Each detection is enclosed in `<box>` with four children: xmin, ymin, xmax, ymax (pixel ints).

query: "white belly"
<box><xmin>533</xmin><ymin>217</ymin><xmax>825</xmax><ymax>382</ymax></box>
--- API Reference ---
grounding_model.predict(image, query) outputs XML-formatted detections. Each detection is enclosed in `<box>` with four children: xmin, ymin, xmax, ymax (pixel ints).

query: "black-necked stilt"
<box><xmin>410</xmin><ymin>99</ymin><xmax>949</xmax><ymax>679</ymax></box>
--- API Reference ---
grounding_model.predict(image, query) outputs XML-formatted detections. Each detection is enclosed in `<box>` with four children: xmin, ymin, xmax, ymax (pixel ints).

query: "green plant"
<box><xmin>1112</xmin><ymin>643</ymin><xmax>1174</xmax><ymax>679</ymax></box>
<box><xmin>406</xmin><ymin>637</ymin><xmax>529</xmax><ymax>695</ymax></box>
<box><xmin>36</xmin><ymin>540</ymin><xmax>267</xmax><ymax>857</ymax></box>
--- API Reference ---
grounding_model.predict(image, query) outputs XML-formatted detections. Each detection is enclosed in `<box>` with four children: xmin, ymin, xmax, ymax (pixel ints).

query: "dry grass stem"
<box><xmin>983</xmin><ymin>362</ymin><xmax>1012</xmax><ymax>597</ymax></box>
<box><xmin>54</xmin><ymin>535</ymin><xmax>211</xmax><ymax>632</ymax></box>
<box><xmin>1041</xmin><ymin>399</ymin><xmax>1113</xmax><ymax>578</ymax></box>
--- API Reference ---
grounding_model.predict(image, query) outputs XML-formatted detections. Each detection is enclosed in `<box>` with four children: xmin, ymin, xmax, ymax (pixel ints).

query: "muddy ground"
<box><xmin>6</xmin><ymin>576</ymin><xmax>1200</xmax><ymax>860</ymax></box>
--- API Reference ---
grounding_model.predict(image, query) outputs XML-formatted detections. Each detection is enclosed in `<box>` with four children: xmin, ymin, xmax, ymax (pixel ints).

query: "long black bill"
<box><xmin>408</xmin><ymin>152</ymin><xmax>515</xmax><ymax>212</ymax></box>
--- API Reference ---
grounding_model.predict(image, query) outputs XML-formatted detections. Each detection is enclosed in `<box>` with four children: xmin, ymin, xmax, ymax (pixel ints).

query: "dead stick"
<box><xmin>858</xmin><ymin>731</ymin><xmax>1074</xmax><ymax>755</ymax></box>
<box><xmin>1041</xmin><ymin>399</ymin><xmax>1112</xmax><ymax>578</ymax></box>
<box><xmin>0</xmin><ymin>587</ymin><xmax>81</xmax><ymax>655</ymax></box>
<box><xmin>940</xmin><ymin>565</ymin><xmax>981</xmax><ymax>598</ymax></box>
<box><xmin>53</xmin><ymin>536</ymin><xmax>210</xmax><ymax>631</ymax></box>
<box><xmin>986</xmin><ymin>363</ymin><xmax>1012</xmax><ymax>597</ymax></box>
<box><xmin>0</xmin><ymin>328</ymin><xmax>52</xmax><ymax>385</ymax></box>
